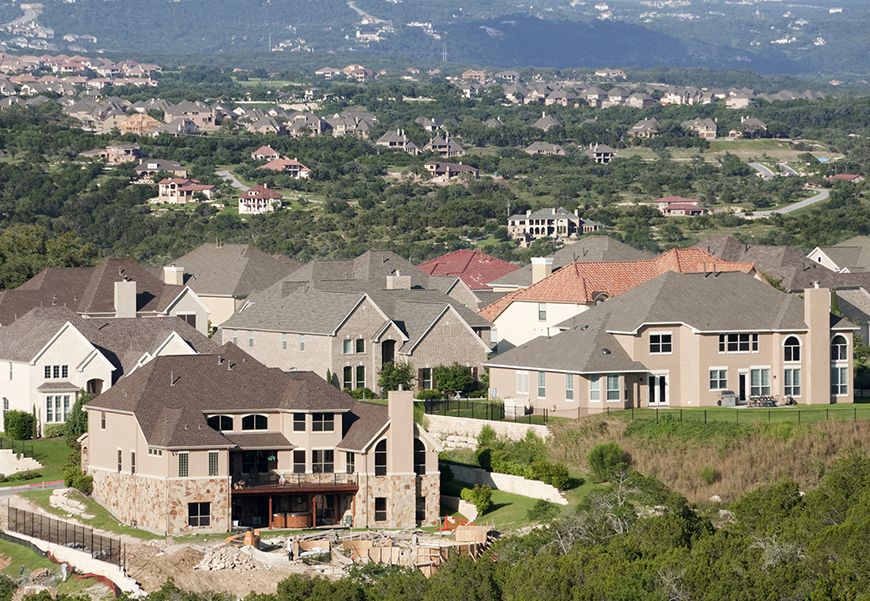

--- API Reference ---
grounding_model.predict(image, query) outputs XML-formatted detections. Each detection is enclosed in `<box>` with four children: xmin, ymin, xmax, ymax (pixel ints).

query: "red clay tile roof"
<box><xmin>241</xmin><ymin>184</ymin><xmax>282</xmax><ymax>200</ymax></box>
<box><xmin>417</xmin><ymin>249</ymin><xmax>518</xmax><ymax>291</ymax></box>
<box><xmin>478</xmin><ymin>248</ymin><xmax>757</xmax><ymax>321</ymax></box>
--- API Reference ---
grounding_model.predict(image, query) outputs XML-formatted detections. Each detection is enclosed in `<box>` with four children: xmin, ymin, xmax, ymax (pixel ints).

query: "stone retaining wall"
<box><xmin>450</xmin><ymin>465</ymin><xmax>567</xmax><ymax>505</ymax></box>
<box><xmin>441</xmin><ymin>495</ymin><xmax>478</xmax><ymax>522</ymax></box>
<box><xmin>426</xmin><ymin>415</ymin><xmax>551</xmax><ymax>446</ymax></box>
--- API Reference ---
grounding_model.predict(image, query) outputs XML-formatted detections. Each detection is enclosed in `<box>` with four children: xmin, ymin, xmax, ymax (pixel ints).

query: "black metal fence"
<box><xmin>7</xmin><ymin>507</ymin><xmax>122</xmax><ymax>567</ymax></box>
<box><xmin>0</xmin><ymin>437</ymin><xmax>34</xmax><ymax>458</ymax></box>
<box><xmin>420</xmin><ymin>399</ymin><xmax>567</xmax><ymax>424</ymax></box>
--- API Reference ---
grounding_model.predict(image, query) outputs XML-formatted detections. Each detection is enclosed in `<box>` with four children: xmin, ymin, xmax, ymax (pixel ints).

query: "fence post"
<box><xmin>798</xmin><ymin>410</ymin><xmax>801</xmax><ymax>424</ymax></box>
<box><xmin>704</xmin><ymin>410</ymin><xmax>707</xmax><ymax>424</ymax></box>
<box><xmin>736</xmin><ymin>410</ymin><xmax>739</xmax><ymax>424</ymax></box>
<box><xmin>656</xmin><ymin>408</ymin><xmax>659</xmax><ymax>422</ymax></box>
<box><xmin>680</xmin><ymin>409</ymin><xmax>682</xmax><ymax>422</ymax></box>
<box><xmin>826</xmin><ymin>408</ymin><xmax>829</xmax><ymax>421</ymax></box>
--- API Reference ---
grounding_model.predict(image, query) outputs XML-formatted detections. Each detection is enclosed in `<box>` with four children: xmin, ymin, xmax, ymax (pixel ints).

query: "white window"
<box><xmin>516</xmin><ymin>371</ymin><xmax>529</xmax><ymax>395</ymax></box>
<box><xmin>538</xmin><ymin>303</ymin><xmax>547</xmax><ymax>320</ymax></box>
<box><xmin>649</xmin><ymin>333</ymin><xmax>672</xmax><ymax>354</ymax></box>
<box><xmin>783</xmin><ymin>336</ymin><xmax>801</xmax><ymax>362</ymax></box>
<box><xmin>832</xmin><ymin>366</ymin><xmax>848</xmax><ymax>396</ymax></box>
<box><xmin>719</xmin><ymin>333</ymin><xmax>759</xmax><ymax>353</ymax></box>
<box><xmin>537</xmin><ymin>371</ymin><xmax>546</xmax><ymax>398</ymax></box>
<box><xmin>606</xmin><ymin>374</ymin><xmax>620</xmax><ymax>401</ymax></box>
<box><xmin>565</xmin><ymin>373</ymin><xmax>574</xmax><ymax>401</ymax></box>
<box><xmin>299</xmin><ymin>334</ymin><xmax>305</xmax><ymax>351</ymax></box>
<box><xmin>750</xmin><ymin>368</ymin><xmax>771</xmax><ymax>396</ymax></box>
<box><xmin>590</xmin><ymin>375</ymin><xmax>601</xmax><ymax>402</ymax></box>
<box><xmin>282</xmin><ymin>333</ymin><xmax>287</xmax><ymax>350</ymax></box>
<box><xmin>343</xmin><ymin>339</ymin><xmax>352</xmax><ymax>354</ymax></box>
<box><xmin>709</xmin><ymin>368</ymin><xmax>727</xmax><ymax>391</ymax></box>
<box><xmin>784</xmin><ymin>368</ymin><xmax>801</xmax><ymax>397</ymax></box>
<box><xmin>831</xmin><ymin>335</ymin><xmax>848</xmax><ymax>361</ymax></box>
<box><xmin>232</xmin><ymin>330</ymin><xmax>237</xmax><ymax>345</ymax></box>
<box><xmin>248</xmin><ymin>330</ymin><xmax>254</xmax><ymax>347</ymax></box>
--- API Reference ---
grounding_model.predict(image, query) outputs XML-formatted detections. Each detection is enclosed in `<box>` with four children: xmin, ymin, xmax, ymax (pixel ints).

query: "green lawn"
<box><xmin>19</xmin><ymin>489</ymin><xmax>162</xmax><ymax>540</ymax></box>
<box><xmin>0</xmin><ymin>437</ymin><xmax>68</xmax><ymax>487</ymax></box>
<box><xmin>0</xmin><ymin>539</ymin><xmax>107</xmax><ymax>596</ymax></box>
<box><xmin>602</xmin><ymin>403</ymin><xmax>870</xmax><ymax>425</ymax></box>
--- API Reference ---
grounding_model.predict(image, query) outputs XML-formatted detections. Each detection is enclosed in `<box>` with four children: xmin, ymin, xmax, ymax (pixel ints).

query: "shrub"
<box><xmin>475</xmin><ymin>447</ymin><xmax>493</xmax><ymax>472</ymax></box>
<box><xmin>526</xmin><ymin>499</ymin><xmax>560</xmax><ymax>523</ymax></box>
<box><xmin>588</xmin><ymin>442</ymin><xmax>631</xmax><ymax>482</ymax></box>
<box><xmin>433</xmin><ymin>363</ymin><xmax>474</xmax><ymax>396</ymax></box>
<box><xmin>461</xmin><ymin>484</ymin><xmax>492</xmax><ymax>515</ymax></box>
<box><xmin>468</xmin><ymin>390</ymin><xmax>488</xmax><ymax>399</ymax></box>
<box><xmin>700</xmin><ymin>466</ymin><xmax>718</xmax><ymax>485</ymax></box>
<box><xmin>42</xmin><ymin>424</ymin><xmax>65</xmax><ymax>439</ymax></box>
<box><xmin>5</xmin><ymin>410</ymin><xmax>34</xmax><ymax>441</ymax></box>
<box><xmin>345</xmin><ymin>387</ymin><xmax>377</xmax><ymax>400</ymax></box>
<box><xmin>532</xmin><ymin>461</ymin><xmax>571</xmax><ymax>490</ymax></box>
<box><xmin>415</xmin><ymin>389</ymin><xmax>443</xmax><ymax>401</ymax></box>
<box><xmin>477</xmin><ymin>424</ymin><xmax>500</xmax><ymax>449</ymax></box>
<box><xmin>63</xmin><ymin>463</ymin><xmax>93</xmax><ymax>495</ymax></box>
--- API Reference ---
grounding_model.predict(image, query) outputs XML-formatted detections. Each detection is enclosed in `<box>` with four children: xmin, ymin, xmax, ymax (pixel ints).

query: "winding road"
<box><xmin>737</xmin><ymin>188</ymin><xmax>830</xmax><ymax>219</ymax></box>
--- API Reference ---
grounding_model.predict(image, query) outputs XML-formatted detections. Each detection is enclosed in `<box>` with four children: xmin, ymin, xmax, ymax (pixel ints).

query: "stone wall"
<box><xmin>450</xmin><ymin>464</ymin><xmax>567</xmax><ymax>505</ymax></box>
<box><xmin>441</xmin><ymin>495</ymin><xmax>478</xmax><ymax>522</ymax></box>
<box><xmin>353</xmin><ymin>473</ymin><xmax>440</xmax><ymax>528</ymax></box>
<box><xmin>426</xmin><ymin>414</ymin><xmax>551</xmax><ymax>443</ymax></box>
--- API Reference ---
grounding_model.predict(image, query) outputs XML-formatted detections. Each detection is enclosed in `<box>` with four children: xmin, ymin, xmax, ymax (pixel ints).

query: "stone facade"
<box><xmin>425</xmin><ymin>414</ymin><xmax>551</xmax><ymax>442</ymax></box>
<box><xmin>353</xmin><ymin>473</ymin><xmax>439</xmax><ymax>528</ymax></box>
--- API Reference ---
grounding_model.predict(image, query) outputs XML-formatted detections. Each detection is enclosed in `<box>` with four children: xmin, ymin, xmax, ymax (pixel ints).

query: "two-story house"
<box><xmin>82</xmin><ymin>345</ymin><xmax>440</xmax><ymax>534</ymax></box>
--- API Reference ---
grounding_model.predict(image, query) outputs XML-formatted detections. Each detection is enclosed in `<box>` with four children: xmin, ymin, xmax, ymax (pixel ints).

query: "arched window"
<box><xmin>207</xmin><ymin>415</ymin><xmax>233</xmax><ymax>431</ymax></box>
<box><xmin>375</xmin><ymin>440</ymin><xmax>387</xmax><ymax>476</ymax></box>
<box><xmin>783</xmin><ymin>336</ymin><xmax>801</xmax><ymax>362</ymax></box>
<box><xmin>241</xmin><ymin>414</ymin><xmax>268</xmax><ymax>430</ymax></box>
<box><xmin>831</xmin><ymin>335</ymin><xmax>849</xmax><ymax>361</ymax></box>
<box><xmin>414</xmin><ymin>439</ymin><xmax>426</xmax><ymax>475</ymax></box>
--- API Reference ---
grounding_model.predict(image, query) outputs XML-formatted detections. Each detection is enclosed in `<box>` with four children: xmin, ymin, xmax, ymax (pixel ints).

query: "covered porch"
<box><xmin>231</xmin><ymin>476</ymin><xmax>358</xmax><ymax>529</ymax></box>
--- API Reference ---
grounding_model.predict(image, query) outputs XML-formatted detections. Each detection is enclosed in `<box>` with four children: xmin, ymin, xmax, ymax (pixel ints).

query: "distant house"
<box><xmin>106</xmin><ymin>144</ymin><xmax>140</xmax><ymax>164</ymax></box>
<box><xmin>315</xmin><ymin>67</ymin><xmax>343</xmax><ymax>79</ymax></box>
<box><xmin>626</xmin><ymin>93</ymin><xmax>656</xmax><ymax>109</ymax></box>
<box><xmin>585</xmin><ymin>144</ymin><xmax>616</xmax><ymax>164</ymax></box>
<box><xmin>251</xmin><ymin>146</ymin><xmax>281</xmax><ymax>161</ymax></box>
<box><xmin>525</xmin><ymin>142</ymin><xmax>565</xmax><ymax>156</ymax></box>
<box><xmin>424</xmin><ymin>135</ymin><xmax>465</xmax><ymax>158</ymax></box>
<box><xmin>655</xmin><ymin>196</ymin><xmax>708</xmax><ymax>217</ymax></box>
<box><xmin>461</xmin><ymin>69</ymin><xmax>487</xmax><ymax>84</ymax></box>
<box><xmin>532</xmin><ymin>112</ymin><xmax>561</xmax><ymax>131</ymax></box>
<box><xmin>827</xmin><ymin>174</ymin><xmax>865</xmax><ymax>183</ymax></box>
<box><xmin>495</xmin><ymin>70</ymin><xmax>520</xmax><ymax>83</ymax></box>
<box><xmin>135</xmin><ymin>159</ymin><xmax>187</xmax><ymax>179</ymax></box>
<box><xmin>507</xmin><ymin>207</ymin><xmax>600</xmax><ymax>247</ymax></box>
<box><xmin>150</xmin><ymin>118</ymin><xmax>200</xmax><ymax>137</ymax></box>
<box><xmin>239</xmin><ymin>184</ymin><xmax>282</xmax><ymax>215</ymax></box>
<box><xmin>258</xmin><ymin>157</ymin><xmax>311</xmax><ymax>178</ymax></box>
<box><xmin>682</xmin><ymin>118</ymin><xmax>717</xmax><ymax>139</ymax></box>
<box><xmin>627</xmin><ymin>118</ymin><xmax>659</xmax><ymax>138</ymax></box>
<box><xmin>595</xmin><ymin>68</ymin><xmax>626</xmax><ymax>78</ymax></box>
<box><xmin>375</xmin><ymin>130</ymin><xmax>421</xmax><ymax>156</ymax></box>
<box><xmin>157</xmin><ymin>178</ymin><xmax>217</xmax><ymax>204</ymax></box>
<box><xmin>740</xmin><ymin>116</ymin><xmax>768</xmax><ymax>138</ymax></box>
<box><xmin>119</xmin><ymin>113</ymin><xmax>161</xmax><ymax>136</ymax></box>
<box><xmin>424</xmin><ymin>161</ymin><xmax>479</xmax><ymax>180</ymax></box>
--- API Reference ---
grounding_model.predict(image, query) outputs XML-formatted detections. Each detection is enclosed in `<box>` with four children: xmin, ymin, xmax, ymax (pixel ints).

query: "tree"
<box><xmin>433</xmin><ymin>362</ymin><xmax>475</xmax><ymax>396</ymax></box>
<box><xmin>588</xmin><ymin>442</ymin><xmax>631</xmax><ymax>482</ymax></box>
<box><xmin>377</xmin><ymin>360</ymin><xmax>415</xmax><ymax>394</ymax></box>
<box><xmin>64</xmin><ymin>392</ymin><xmax>91</xmax><ymax>445</ymax></box>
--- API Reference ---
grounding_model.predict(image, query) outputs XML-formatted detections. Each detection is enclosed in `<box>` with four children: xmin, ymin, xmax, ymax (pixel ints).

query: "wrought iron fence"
<box><xmin>420</xmin><ymin>399</ymin><xmax>565</xmax><ymax>424</ymax></box>
<box><xmin>0</xmin><ymin>438</ymin><xmax>34</xmax><ymax>458</ymax></box>
<box><xmin>7</xmin><ymin>507</ymin><xmax>122</xmax><ymax>567</ymax></box>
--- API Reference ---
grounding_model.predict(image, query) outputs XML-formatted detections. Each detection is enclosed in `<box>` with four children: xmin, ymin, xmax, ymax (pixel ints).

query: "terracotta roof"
<box><xmin>241</xmin><ymin>184</ymin><xmax>282</xmax><ymax>200</ymax></box>
<box><xmin>417</xmin><ymin>250</ymin><xmax>518</xmax><ymax>291</ymax></box>
<box><xmin>251</xmin><ymin>145</ymin><xmax>279</xmax><ymax>156</ymax></box>
<box><xmin>479</xmin><ymin>248</ymin><xmax>757</xmax><ymax>321</ymax></box>
<box><xmin>258</xmin><ymin>158</ymin><xmax>310</xmax><ymax>172</ymax></box>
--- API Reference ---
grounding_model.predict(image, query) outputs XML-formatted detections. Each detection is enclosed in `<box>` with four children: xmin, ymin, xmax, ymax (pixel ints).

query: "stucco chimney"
<box><xmin>387</xmin><ymin>390</ymin><xmax>414</xmax><ymax>474</ymax></box>
<box><xmin>386</xmin><ymin>273</ymin><xmax>412</xmax><ymax>290</ymax></box>
<box><xmin>114</xmin><ymin>279</ymin><xmax>137</xmax><ymax>318</ymax></box>
<box><xmin>803</xmin><ymin>286</ymin><xmax>832</xmax><ymax>405</ymax></box>
<box><xmin>531</xmin><ymin>257</ymin><xmax>554</xmax><ymax>284</ymax></box>
<box><xmin>164</xmin><ymin>265</ymin><xmax>184</xmax><ymax>286</ymax></box>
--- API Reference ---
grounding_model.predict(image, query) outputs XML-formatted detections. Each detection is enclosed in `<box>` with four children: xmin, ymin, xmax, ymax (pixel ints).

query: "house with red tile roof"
<box><xmin>417</xmin><ymin>249</ymin><xmax>518</xmax><ymax>292</ymax></box>
<box><xmin>157</xmin><ymin>178</ymin><xmax>217</xmax><ymax>203</ymax></box>
<box><xmin>655</xmin><ymin>196</ymin><xmax>708</xmax><ymax>217</ymax></box>
<box><xmin>239</xmin><ymin>184</ymin><xmax>283</xmax><ymax>215</ymax></box>
<box><xmin>482</xmin><ymin>248</ymin><xmax>759</xmax><ymax>354</ymax></box>
<box><xmin>258</xmin><ymin>157</ymin><xmax>311</xmax><ymax>178</ymax></box>
<box><xmin>826</xmin><ymin>174</ymin><xmax>865</xmax><ymax>183</ymax></box>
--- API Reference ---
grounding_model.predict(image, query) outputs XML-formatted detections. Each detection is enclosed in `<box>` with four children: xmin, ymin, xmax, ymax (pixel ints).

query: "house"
<box><xmin>219</xmin><ymin>277</ymin><xmax>492</xmax><ymax>393</ymax></box>
<box><xmin>239</xmin><ymin>185</ymin><xmax>282</xmax><ymax>215</ymax></box>
<box><xmin>246</xmin><ymin>116</ymin><xmax>287</xmax><ymax>136</ymax></box>
<box><xmin>461</xmin><ymin>69</ymin><xmax>487</xmax><ymax>84</ymax></box>
<box><xmin>544</xmin><ymin>90</ymin><xmax>577</xmax><ymax>107</ymax></box>
<box><xmin>375</xmin><ymin>130</ymin><xmax>421</xmax><ymax>156</ymax></box>
<box><xmin>507</xmin><ymin>208</ymin><xmax>599</xmax><ymax>247</ymax></box>
<box><xmin>681</xmin><ymin>118</ymin><xmax>717</xmax><ymax>139</ymax></box>
<box><xmin>134</xmin><ymin>159</ymin><xmax>187</xmax><ymax>180</ymax></box>
<box><xmin>164</xmin><ymin>243</ymin><xmax>300</xmax><ymax>326</ymax></box>
<box><xmin>164</xmin><ymin>100</ymin><xmax>216</xmax><ymax>129</ymax></box>
<box><xmin>602</xmin><ymin>88</ymin><xmax>629</xmax><ymax>108</ymax></box>
<box><xmin>0</xmin><ymin>258</ymin><xmax>211</xmax><ymax>335</ymax></box>
<box><xmin>251</xmin><ymin>146</ymin><xmax>281</xmax><ymax>161</ymax></box>
<box><xmin>826</xmin><ymin>174</ymin><xmax>865</xmax><ymax>183</ymax></box>
<box><xmin>726</xmin><ymin>90</ymin><xmax>754</xmax><ymax>109</ymax></box>
<box><xmin>150</xmin><ymin>118</ymin><xmax>200</xmax><ymax>137</ymax></box>
<box><xmin>258</xmin><ymin>158</ymin><xmax>311</xmax><ymax>178</ymax></box>
<box><xmin>325</xmin><ymin>111</ymin><xmax>378</xmax><ymax>138</ymax></box>
<box><xmin>481</xmin><ymin>248</ymin><xmax>758</xmax><ymax>354</ymax></box>
<box><xmin>486</xmin><ymin>272</ymin><xmax>854</xmax><ymax>416</ymax></box>
<box><xmin>424</xmin><ymin>135</ymin><xmax>465</xmax><ymax>158</ymax></box>
<box><xmin>584</xmin><ymin>144</ymin><xmax>616</xmax><ymax>164</ymax></box>
<box><xmin>105</xmin><ymin>144</ymin><xmax>140</xmax><ymax>164</ymax></box>
<box><xmin>740</xmin><ymin>116</ymin><xmax>768</xmax><ymax>138</ymax></box>
<box><xmin>490</xmin><ymin>236</ymin><xmax>656</xmax><ymax>292</ymax></box>
<box><xmin>423</xmin><ymin>161</ymin><xmax>478</xmax><ymax>180</ymax></box>
<box><xmin>595</xmin><ymin>68</ymin><xmax>626</xmax><ymax>78</ymax></box>
<box><xmin>626</xmin><ymin>93</ymin><xmax>656</xmax><ymax>109</ymax></box>
<box><xmin>627</xmin><ymin>118</ymin><xmax>659</xmax><ymax>138</ymax></box>
<box><xmin>417</xmin><ymin>249</ymin><xmax>518</xmax><ymax>292</ymax></box>
<box><xmin>82</xmin><ymin>345</ymin><xmax>440</xmax><ymax>533</ymax></box>
<box><xmin>0</xmin><ymin>306</ymin><xmax>217</xmax><ymax>432</ymax></box>
<box><xmin>532</xmin><ymin>112</ymin><xmax>561</xmax><ymax>131</ymax></box>
<box><xmin>655</xmin><ymin>196</ymin><xmax>708</xmax><ymax>217</ymax></box>
<box><xmin>157</xmin><ymin>178</ymin><xmax>217</xmax><ymax>204</ymax></box>
<box><xmin>119</xmin><ymin>113</ymin><xmax>161</xmax><ymax>136</ymax></box>
<box><xmin>495</xmin><ymin>70</ymin><xmax>520</xmax><ymax>83</ymax></box>
<box><xmin>315</xmin><ymin>67</ymin><xmax>343</xmax><ymax>79</ymax></box>
<box><xmin>525</xmin><ymin>142</ymin><xmax>565</xmax><ymax>156</ymax></box>
<box><xmin>808</xmin><ymin>236</ymin><xmax>870</xmax><ymax>273</ymax></box>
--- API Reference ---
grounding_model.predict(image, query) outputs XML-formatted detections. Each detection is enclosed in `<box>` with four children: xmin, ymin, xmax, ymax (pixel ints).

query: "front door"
<box><xmin>739</xmin><ymin>372</ymin><xmax>748</xmax><ymax>402</ymax></box>
<box><xmin>648</xmin><ymin>373</ymin><xmax>668</xmax><ymax>406</ymax></box>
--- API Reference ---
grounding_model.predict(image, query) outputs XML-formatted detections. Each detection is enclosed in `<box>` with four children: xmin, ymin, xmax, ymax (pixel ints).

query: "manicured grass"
<box><xmin>0</xmin><ymin>539</ymin><xmax>106</xmax><ymax>596</ymax></box>
<box><xmin>602</xmin><ymin>403</ymin><xmax>870</xmax><ymax>426</ymax></box>
<box><xmin>0</xmin><ymin>437</ymin><xmax>69</xmax><ymax>487</ymax></box>
<box><xmin>19</xmin><ymin>489</ymin><xmax>162</xmax><ymax>540</ymax></box>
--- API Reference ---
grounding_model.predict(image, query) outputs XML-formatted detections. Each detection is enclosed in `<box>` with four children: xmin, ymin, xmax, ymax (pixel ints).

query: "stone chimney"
<box><xmin>803</xmin><ymin>285</ymin><xmax>832</xmax><ymax>405</ymax></box>
<box><xmin>386</xmin><ymin>272</ymin><xmax>412</xmax><ymax>290</ymax></box>
<box><xmin>164</xmin><ymin>265</ymin><xmax>184</xmax><ymax>286</ymax></box>
<box><xmin>387</xmin><ymin>390</ymin><xmax>414</xmax><ymax>474</ymax></box>
<box><xmin>114</xmin><ymin>279</ymin><xmax>137</xmax><ymax>318</ymax></box>
<box><xmin>531</xmin><ymin>257</ymin><xmax>554</xmax><ymax>284</ymax></box>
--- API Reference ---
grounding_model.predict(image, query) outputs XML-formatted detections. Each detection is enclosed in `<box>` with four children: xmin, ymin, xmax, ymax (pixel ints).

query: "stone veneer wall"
<box><xmin>91</xmin><ymin>468</ymin><xmax>230</xmax><ymax>534</ymax></box>
<box><xmin>353</xmin><ymin>473</ymin><xmax>440</xmax><ymax>528</ymax></box>
<box><xmin>426</xmin><ymin>415</ymin><xmax>551</xmax><ymax>442</ymax></box>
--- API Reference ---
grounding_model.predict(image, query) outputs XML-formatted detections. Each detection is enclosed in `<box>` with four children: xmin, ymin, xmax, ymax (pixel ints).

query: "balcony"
<box><xmin>231</xmin><ymin>471</ymin><xmax>359</xmax><ymax>495</ymax></box>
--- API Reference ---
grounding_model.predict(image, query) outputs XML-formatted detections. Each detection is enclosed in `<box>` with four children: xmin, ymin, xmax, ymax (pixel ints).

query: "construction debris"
<box><xmin>194</xmin><ymin>546</ymin><xmax>269</xmax><ymax>572</ymax></box>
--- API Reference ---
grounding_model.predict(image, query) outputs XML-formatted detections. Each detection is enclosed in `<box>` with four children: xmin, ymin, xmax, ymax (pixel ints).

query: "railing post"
<box><xmin>798</xmin><ymin>410</ymin><xmax>801</xmax><ymax>424</ymax></box>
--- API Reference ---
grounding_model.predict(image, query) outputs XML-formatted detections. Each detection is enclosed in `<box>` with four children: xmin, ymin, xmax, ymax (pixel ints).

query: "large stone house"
<box><xmin>486</xmin><ymin>272</ymin><xmax>855</xmax><ymax>415</ymax></box>
<box><xmin>239</xmin><ymin>185</ymin><xmax>282</xmax><ymax>215</ymax></box>
<box><xmin>83</xmin><ymin>345</ymin><xmax>440</xmax><ymax>534</ymax></box>
<box><xmin>507</xmin><ymin>208</ymin><xmax>600</xmax><ymax>247</ymax></box>
<box><xmin>0</xmin><ymin>306</ymin><xmax>216</xmax><ymax>432</ymax></box>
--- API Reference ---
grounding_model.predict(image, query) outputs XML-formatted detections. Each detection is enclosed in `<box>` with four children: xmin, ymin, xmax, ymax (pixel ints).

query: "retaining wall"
<box><xmin>450</xmin><ymin>465</ymin><xmax>568</xmax><ymax>505</ymax></box>
<box><xmin>441</xmin><ymin>495</ymin><xmax>479</xmax><ymax>522</ymax></box>
<box><xmin>426</xmin><ymin>415</ymin><xmax>551</xmax><ymax>444</ymax></box>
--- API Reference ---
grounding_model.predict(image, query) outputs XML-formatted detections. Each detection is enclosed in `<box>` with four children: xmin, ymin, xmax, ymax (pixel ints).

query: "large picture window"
<box><xmin>312</xmin><ymin>450</ymin><xmax>334</xmax><ymax>473</ymax></box>
<box><xmin>750</xmin><ymin>368</ymin><xmax>771</xmax><ymax>396</ymax></box>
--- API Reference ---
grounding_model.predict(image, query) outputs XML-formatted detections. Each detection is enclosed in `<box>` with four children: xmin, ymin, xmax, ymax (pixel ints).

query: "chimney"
<box><xmin>164</xmin><ymin>265</ymin><xmax>184</xmax><ymax>286</ymax></box>
<box><xmin>386</xmin><ymin>273</ymin><xmax>412</xmax><ymax>290</ymax></box>
<box><xmin>114</xmin><ymin>279</ymin><xmax>137</xmax><ymax>318</ymax></box>
<box><xmin>387</xmin><ymin>390</ymin><xmax>415</xmax><ymax>474</ymax></box>
<box><xmin>531</xmin><ymin>257</ymin><xmax>554</xmax><ymax>284</ymax></box>
<box><xmin>803</xmin><ymin>286</ymin><xmax>832</xmax><ymax>405</ymax></box>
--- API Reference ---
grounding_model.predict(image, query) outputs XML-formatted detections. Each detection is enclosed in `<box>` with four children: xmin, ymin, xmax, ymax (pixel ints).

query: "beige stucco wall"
<box><xmin>162</xmin><ymin>290</ymin><xmax>210</xmax><ymax>335</ymax></box>
<box><xmin>493</xmin><ymin>301</ymin><xmax>589</xmax><ymax>354</ymax></box>
<box><xmin>200</xmin><ymin>295</ymin><xmax>237</xmax><ymax>328</ymax></box>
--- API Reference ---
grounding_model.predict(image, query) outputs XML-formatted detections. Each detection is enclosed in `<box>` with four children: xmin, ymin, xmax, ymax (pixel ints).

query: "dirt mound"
<box><xmin>0</xmin><ymin>554</ymin><xmax>11</xmax><ymax>570</ymax></box>
<box><xmin>194</xmin><ymin>546</ymin><xmax>267</xmax><ymax>572</ymax></box>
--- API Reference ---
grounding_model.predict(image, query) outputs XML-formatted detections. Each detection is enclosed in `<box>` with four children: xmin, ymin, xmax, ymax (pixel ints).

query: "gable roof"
<box><xmin>168</xmin><ymin>243</ymin><xmax>300</xmax><ymax>298</ymax></box>
<box><xmin>417</xmin><ymin>249</ymin><xmax>518</xmax><ymax>291</ymax></box>
<box><xmin>820</xmin><ymin>236</ymin><xmax>870</xmax><ymax>273</ymax></box>
<box><xmin>479</xmin><ymin>248</ymin><xmax>757</xmax><ymax>321</ymax></box>
<box><xmin>86</xmin><ymin>343</ymin><xmax>386</xmax><ymax>450</ymax></box>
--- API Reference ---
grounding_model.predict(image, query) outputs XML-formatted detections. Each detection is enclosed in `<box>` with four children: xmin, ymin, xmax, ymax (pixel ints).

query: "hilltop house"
<box><xmin>239</xmin><ymin>185</ymin><xmax>282</xmax><ymax>215</ymax></box>
<box><xmin>507</xmin><ymin>208</ymin><xmax>600</xmax><ymax>247</ymax></box>
<box><xmin>83</xmin><ymin>346</ymin><xmax>440</xmax><ymax>534</ymax></box>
